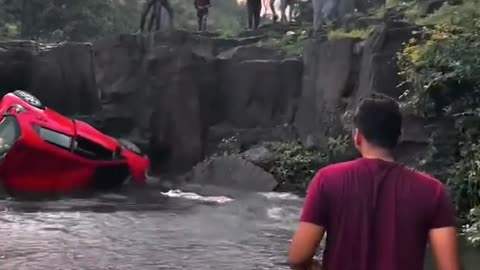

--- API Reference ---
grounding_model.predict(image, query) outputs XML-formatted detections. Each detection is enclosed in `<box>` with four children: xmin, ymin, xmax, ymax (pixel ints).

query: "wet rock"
<box><xmin>0</xmin><ymin>40</ymin><xmax>99</xmax><ymax>115</ymax></box>
<box><xmin>186</xmin><ymin>156</ymin><xmax>278</xmax><ymax>192</ymax></box>
<box><xmin>241</xmin><ymin>145</ymin><xmax>276</xmax><ymax>166</ymax></box>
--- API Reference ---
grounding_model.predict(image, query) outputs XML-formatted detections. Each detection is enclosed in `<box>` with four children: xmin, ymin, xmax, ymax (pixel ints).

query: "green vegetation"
<box><xmin>0</xmin><ymin>0</ymin><xmax>141</xmax><ymax>41</ymax></box>
<box><xmin>465</xmin><ymin>207</ymin><xmax>480</xmax><ymax>247</ymax></box>
<box><xmin>261</xmin><ymin>135</ymin><xmax>358</xmax><ymax>193</ymax></box>
<box><xmin>416</xmin><ymin>0</ymin><xmax>480</xmax><ymax>25</ymax></box>
<box><xmin>397</xmin><ymin>0</ymin><xmax>480</xmax><ymax>246</ymax></box>
<box><xmin>261</xmin><ymin>30</ymin><xmax>308</xmax><ymax>56</ymax></box>
<box><xmin>327</xmin><ymin>27</ymin><xmax>372</xmax><ymax>40</ymax></box>
<box><xmin>0</xmin><ymin>0</ymin><xmax>245</xmax><ymax>42</ymax></box>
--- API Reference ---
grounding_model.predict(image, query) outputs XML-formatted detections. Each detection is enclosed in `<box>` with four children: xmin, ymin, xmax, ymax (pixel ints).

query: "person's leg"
<box><xmin>140</xmin><ymin>0</ymin><xmax>156</xmax><ymax>31</ymax></box>
<box><xmin>197</xmin><ymin>9</ymin><xmax>202</xmax><ymax>31</ymax></box>
<box><xmin>279</xmin><ymin>0</ymin><xmax>286</xmax><ymax>22</ymax></box>
<box><xmin>163</xmin><ymin>0</ymin><xmax>174</xmax><ymax>30</ymax></box>
<box><xmin>203</xmin><ymin>9</ymin><xmax>209</xmax><ymax>31</ymax></box>
<box><xmin>155</xmin><ymin>2</ymin><xmax>162</xmax><ymax>31</ymax></box>
<box><xmin>288</xmin><ymin>0</ymin><xmax>293</xmax><ymax>22</ymax></box>
<box><xmin>247</xmin><ymin>0</ymin><xmax>254</xmax><ymax>29</ymax></box>
<box><xmin>260</xmin><ymin>0</ymin><xmax>267</xmax><ymax>17</ymax></box>
<box><xmin>148</xmin><ymin>1</ymin><xmax>158</xmax><ymax>31</ymax></box>
<box><xmin>269</xmin><ymin>0</ymin><xmax>278</xmax><ymax>22</ymax></box>
<box><xmin>312</xmin><ymin>0</ymin><xmax>323</xmax><ymax>32</ymax></box>
<box><xmin>253</xmin><ymin>0</ymin><xmax>261</xmax><ymax>28</ymax></box>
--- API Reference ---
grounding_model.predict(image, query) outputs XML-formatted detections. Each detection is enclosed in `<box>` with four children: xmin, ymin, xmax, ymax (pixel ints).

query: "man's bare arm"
<box><xmin>429</xmin><ymin>227</ymin><xmax>461</xmax><ymax>270</ymax></box>
<box><xmin>288</xmin><ymin>222</ymin><xmax>325</xmax><ymax>270</ymax></box>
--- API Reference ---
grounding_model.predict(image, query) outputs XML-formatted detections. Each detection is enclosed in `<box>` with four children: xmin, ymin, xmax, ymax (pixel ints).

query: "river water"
<box><xmin>0</xmin><ymin>186</ymin><xmax>478</xmax><ymax>270</ymax></box>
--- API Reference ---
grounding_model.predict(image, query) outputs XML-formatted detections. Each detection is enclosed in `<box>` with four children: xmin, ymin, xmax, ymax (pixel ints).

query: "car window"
<box><xmin>0</xmin><ymin>116</ymin><xmax>20</xmax><ymax>146</ymax></box>
<box><xmin>38</xmin><ymin>127</ymin><xmax>72</xmax><ymax>149</ymax></box>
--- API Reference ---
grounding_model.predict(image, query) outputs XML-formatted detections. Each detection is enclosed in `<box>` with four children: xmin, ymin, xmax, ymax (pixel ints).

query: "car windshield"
<box><xmin>0</xmin><ymin>116</ymin><xmax>20</xmax><ymax>147</ymax></box>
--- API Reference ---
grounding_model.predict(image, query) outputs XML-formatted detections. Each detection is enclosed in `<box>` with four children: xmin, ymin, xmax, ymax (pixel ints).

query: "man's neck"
<box><xmin>361</xmin><ymin>149</ymin><xmax>395</xmax><ymax>162</ymax></box>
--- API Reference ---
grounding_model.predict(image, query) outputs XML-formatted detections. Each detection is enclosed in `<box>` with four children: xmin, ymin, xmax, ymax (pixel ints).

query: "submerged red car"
<box><xmin>0</xmin><ymin>90</ymin><xmax>149</xmax><ymax>194</ymax></box>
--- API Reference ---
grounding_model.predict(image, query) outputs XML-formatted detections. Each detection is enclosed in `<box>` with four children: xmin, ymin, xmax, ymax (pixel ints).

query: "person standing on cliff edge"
<box><xmin>194</xmin><ymin>0</ymin><xmax>211</xmax><ymax>32</ymax></box>
<box><xmin>139</xmin><ymin>0</ymin><xmax>174</xmax><ymax>32</ymax></box>
<box><xmin>288</xmin><ymin>93</ymin><xmax>462</xmax><ymax>270</ymax></box>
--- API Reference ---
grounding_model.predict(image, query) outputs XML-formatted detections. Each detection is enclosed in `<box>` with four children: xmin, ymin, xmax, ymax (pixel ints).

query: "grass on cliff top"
<box><xmin>369</xmin><ymin>0</ymin><xmax>477</xmax><ymax>25</ymax></box>
<box><xmin>327</xmin><ymin>27</ymin><xmax>372</xmax><ymax>40</ymax></box>
<box><xmin>260</xmin><ymin>29</ymin><xmax>308</xmax><ymax>57</ymax></box>
<box><xmin>415</xmin><ymin>0</ymin><xmax>480</xmax><ymax>26</ymax></box>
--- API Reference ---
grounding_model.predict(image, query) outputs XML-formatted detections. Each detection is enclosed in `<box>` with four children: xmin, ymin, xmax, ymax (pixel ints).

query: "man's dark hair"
<box><xmin>353</xmin><ymin>93</ymin><xmax>402</xmax><ymax>149</ymax></box>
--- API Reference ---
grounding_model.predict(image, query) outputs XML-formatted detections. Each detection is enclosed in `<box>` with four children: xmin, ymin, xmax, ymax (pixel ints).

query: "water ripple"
<box><xmin>0</xmin><ymin>188</ymin><xmax>473</xmax><ymax>269</ymax></box>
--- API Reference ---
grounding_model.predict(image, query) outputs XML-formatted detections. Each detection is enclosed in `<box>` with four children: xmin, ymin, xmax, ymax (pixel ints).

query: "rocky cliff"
<box><xmin>0</xmin><ymin>20</ymin><xmax>444</xmax><ymax>189</ymax></box>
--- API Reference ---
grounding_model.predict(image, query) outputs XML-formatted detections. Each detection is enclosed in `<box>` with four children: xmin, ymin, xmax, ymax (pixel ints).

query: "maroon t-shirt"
<box><xmin>300</xmin><ymin>158</ymin><xmax>457</xmax><ymax>270</ymax></box>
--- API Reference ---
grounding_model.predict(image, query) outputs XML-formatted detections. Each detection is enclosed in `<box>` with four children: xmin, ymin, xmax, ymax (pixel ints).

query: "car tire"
<box><xmin>118</xmin><ymin>138</ymin><xmax>142</xmax><ymax>155</ymax></box>
<box><xmin>13</xmin><ymin>90</ymin><xmax>44</xmax><ymax>109</ymax></box>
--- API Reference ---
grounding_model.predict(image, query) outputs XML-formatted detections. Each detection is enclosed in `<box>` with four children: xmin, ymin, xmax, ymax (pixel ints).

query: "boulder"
<box><xmin>0</xmin><ymin>40</ymin><xmax>99</xmax><ymax>115</ymax></box>
<box><xmin>186</xmin><ymin>156</ymin><xmax>278</xmax><ymax>192</ymax></box>
<box><xmin>241</xmin><ymin>145</ymin><xmax>276</xmax><ymax>166</ymax></box>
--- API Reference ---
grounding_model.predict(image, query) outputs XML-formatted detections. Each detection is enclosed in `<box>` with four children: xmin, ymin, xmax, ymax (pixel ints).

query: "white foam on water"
<box><xmin>267</xmin><ymin>207</ymin><xmax>285</xmax><ymax>220</ymax></box>
<box><xmin>259</xmin><ymin>192</ymin><xmax>302</xmax><ymax>201</ymax></box>
<box><xmin>265</xmin><ymin>206</ymin><xmax>302</xmax><ymax>231</ymax></box>
<box><xmin>267</xmin><ymin>206</ymin><xmax>301</xmax><ymax>219</ymax></box>
<box><xmin>161</xmin><ymin>189</ymin><xmax>234</xmax><ymax>204</ymax></box>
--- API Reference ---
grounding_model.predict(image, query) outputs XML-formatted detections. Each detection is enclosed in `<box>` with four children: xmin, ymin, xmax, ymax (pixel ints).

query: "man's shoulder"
<box><xmin>318</xmin><ymin>159</ymin><xmax>364</xmax><ymax>175</ymax></box>
<box><xmin>312</xmin><ymin>159</ymin><xmax>364</xmax><ymax>184</ymax></box>
<box><xmin>317</xmin><ymin>159</ymin><xmax>445</xmax><ymax>188</ymax></box>
<box><xmin>404</xmin><ymin>167</ymin><xmax>446</xmax><ymax>189</ymax></box>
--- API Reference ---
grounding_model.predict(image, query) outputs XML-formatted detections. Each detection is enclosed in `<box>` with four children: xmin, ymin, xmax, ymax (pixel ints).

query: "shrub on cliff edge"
<box><xmin>464</xmin><ymin>207</ymin><xmax>480</xmax><ymax>247</ymax></box>
<box><xmin>262</xmin><ymin>135</ymin><xmax>358</xmax><ymax>193</ymax></box>
<box><xmin>398</xmin><ymin>0</ymin><xmax>480</xmax><ymax>246</ymax></box>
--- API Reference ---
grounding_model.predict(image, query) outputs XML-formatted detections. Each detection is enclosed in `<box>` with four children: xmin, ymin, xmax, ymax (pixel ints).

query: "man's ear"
<box><xmin>353</xmin><ymin>128</ymin><xmax>362</xmax><ymax>147</ymax></box>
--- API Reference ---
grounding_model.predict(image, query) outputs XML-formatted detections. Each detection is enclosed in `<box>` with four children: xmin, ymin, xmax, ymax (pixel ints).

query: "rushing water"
<box><xmin>0</xmin><ymin>186</ymin><xmax>478</xmax><ymax>270</ymax></box>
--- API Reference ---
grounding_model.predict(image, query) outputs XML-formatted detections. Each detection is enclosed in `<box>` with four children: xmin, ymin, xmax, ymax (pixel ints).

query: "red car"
<box><xmin>0</xmin><ymin>90</ymin><xmax>150</xmax><ymax>194</ymax></box>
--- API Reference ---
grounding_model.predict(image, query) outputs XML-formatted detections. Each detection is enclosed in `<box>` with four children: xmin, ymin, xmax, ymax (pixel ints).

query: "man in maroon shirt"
<box><xmin>288</xmin><ymin>93</ymin><xmax>461</xmax><ymax>270</ymax></box>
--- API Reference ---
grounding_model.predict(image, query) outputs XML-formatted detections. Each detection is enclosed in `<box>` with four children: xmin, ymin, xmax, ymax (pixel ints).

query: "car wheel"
<box><xmin>13</xmin><ymin>90</ymin><xmax>44</xmax><ymax>109</ymax></box>
<box><xmin>118</xmin><ymin>138</ymin><xmax>142</xmax><ymax>155</ymax></box>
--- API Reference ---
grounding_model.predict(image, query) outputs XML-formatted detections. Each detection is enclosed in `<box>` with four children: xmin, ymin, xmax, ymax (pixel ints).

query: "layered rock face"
<box><xmin>0</xmin><ymin>40</ymin><xmax>98</xmax><ymax>115</ymax></box>
<box><xmin>295</xmin><ymin>21</ymin><xmax>428</xmax><ymax>164</ymax></box>
<box><xmin>93</xmin><ymin>31</ymin><xmax>302</xmax><ymax>175</ymax></box>
<box><xmin>0</xmin><ymin>20</ymin><xmax>444</xmax><ymax>190</ymax></box>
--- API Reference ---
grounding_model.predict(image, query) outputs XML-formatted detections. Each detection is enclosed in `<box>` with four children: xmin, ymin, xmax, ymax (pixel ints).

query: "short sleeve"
<box><xmin>430</xmin><ymin>185</ymin><xmax>457</xmax><ymax>229</ymax></box>
<box><xmin>300</xmin><ymin>171</ymin><xmax>329</xmax><ymax>227</ymax></box>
